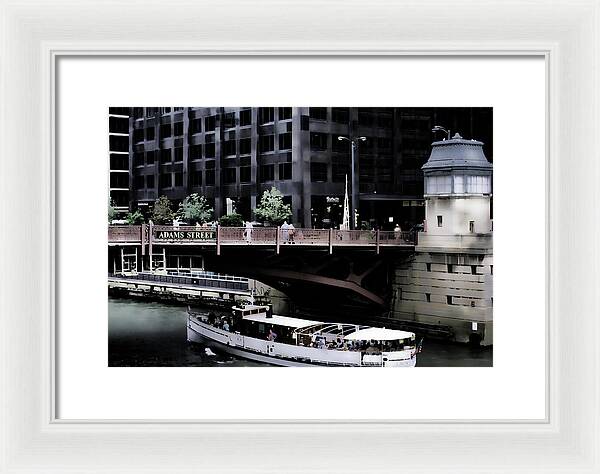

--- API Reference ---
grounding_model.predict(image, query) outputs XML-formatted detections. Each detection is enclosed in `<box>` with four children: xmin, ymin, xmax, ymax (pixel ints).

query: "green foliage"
<box><xmin>151</xmin><ymin>195</ymin><xmax>174</xmax><ymax>224</ymax></box>
<box><xmin>126</xmin><ymin>210</ymin><xmax>145</xmax><ymax>225</ymax></box>
<box><xmin>178</xmin><ymin>193</ymin><xmax>213</xmax><ymax>225</ymax></box>
<box><xmin>219</xmin><ymin>212</ymin><xmax>244</xmax><ymax>227</ymax></box>
<box><xmin>255</xmin><ymin>187</ymin><xmax>292</xmax><ymax>225</ymax></box>
<box><xmin>108</xmin><ymin>198</ymin><xmax>117</xmax><ymax>223</ymax></box>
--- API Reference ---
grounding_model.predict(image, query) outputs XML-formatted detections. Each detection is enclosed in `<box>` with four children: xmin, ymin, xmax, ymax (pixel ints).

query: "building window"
<box><xmin>278</xmin><ymin>107</ymin><xmax>292</xmax><ymax>120</ymax></box>
<box><xmin>174</xmin><ymin>147</ymin><xmax>183</xmax><ymax>162</ymax></box>
<box><xmin>259</xmin><ymin>135</ymin><xmax>274</xmax><ymax>153</ymax></box>
<box><xmin>205</xmin><ymin>115</ymin><xmax>216</xmax><ymax>132</ymax></box>
<box><xmin>161</xmin><ymin>107</ymin><xmax>171</xmax><ymax>114</ymax></box>
<box><xmin>309</xmin><ymin>107</ymin><xmax>327</xmax><ymax>121</ymax></box>
<box><xmin>173</xmin><ymin>122</ymin><xmax>183</xmax><ymax>136</ymax></box>
<box><xmin>223</xmin><ymin>168</ymin><xmax>237</xmax><ymax>184</ymax></box>
<box><xmin>239</xmin><ymin>109</ymin><xmax>251</xmax><ymax>126</ymax></box>
<box><xmin>159</xmin><ymin>123</ymin><xmax>171</xmax><ymax>139</ymax></box>
<box><xmin>426</xmin><ymin>293</ymin><xmax>431</xmax><ymax>302</ymax></box>
<box><xmin>332</xmin><ymin>107</ymin><xmax>349</xmax><ymax>123</ymax></box>
<box><xmin>279</xmin><ymin>162</ymin><xmax>292</xmax><ymax>181</ymax></box>
<box><xmin>146</xmin><ymin>175</ymin><xmax>154</xmax><ymax>188</ymax></box>
<box><xmin>490</xmin><ymin>265</ymin><xmax>493</xmax><ymax>275</ymax></box>
<box><xmin>174</xmin><ymin>172</ymin><xmax>183</xmax><ymax>187</ymax></box>
<box><xmin>240</xmin><ymin>166</ymin><xmax>251</xmax><ymax>183</ymax></box>
<box><xmin>279</xmin><ymin>132</ymin><xmax>292</xmax><ymax>150</ymax></box>
<box><xmin>145</xmin><ymin>150</ymin><xmax>155</xmax><ymax>165</ymax></box>
<box><xmin>224</xmin><ymin>140</ymin><xmax>236</xmax><ymax>156</ymax></box>
<box><xmin>190</xmin><ymin>144</ymin><xmax>202</xmax><ymax>160</ymax></box>
<box><xmin>145</xmin><ymin>127</ymin><xmax>155</xmax><ymax>141</ymax></box>
<box><xmin>258</xmin><ymin>107</ymin><xmax>274</xmax><ymax>124</ymax></box>
<box><xmin>205</xmin><ymin>169</ymin><xmax>215</xmax><ymax>186</ymax></box>
<box><xmin>224</xmin><ymin>112</ymin><xmax>236</xmax><ymax>129</ymax></box>
<box><xmin>426</xmin><ymin>263</ymin><xmax>431</xmax><ymax>272</ymax></box>
<box><xmin>160</xmin><ymin>149</ymin><xmax>171</xmax><ymax>163</ymax></box>
<box><xmin>310</xmin><ymin>162</ymin><xmax>328</xmax><ymax>182</ymax></box>
<box><xmin>190</xmin><ymin>118</ymin><xmax>202</xmax><ymax>134</ymax></box>
<box><xmin>133</xmin><ymin>129</ymin><xmax>144</xmax><ymax>143</ymax></box>
<box><xmin>134</xmin><ymin>152</ymin><xmax>144</xmax><ymax>167</ymax></box>
<box><xmin>332</xmin><ymin>164</ymin><xmax>348</xmax><ymax>183</ymax></box>
<box><xmin>159</xmin><ymin>173</ymin><xmax>171</xmax><ymax>188</ymax></box>
<box><xmin>447</xmin><ymin>264</ymin><xmax>454</xmax><ymax>273</ymax></box>
<box><xmin>446</xmin><ymin>295</ymin><xmax>453</xmax><ymax>305</ymax></box>
<box><xmin>332</xmin><ymin>135</ymin><xmax>348</xmax><ymax>153</ymax></box>
<box><xmin>205</xmin><ymin>143</ymin><xmax>215</xmax><ymax>158</ymax></box>
<box><xmin>190</xmin><ymin>170</ymin><xmax>202</xmax><ymax>187</ymax></box>
<box><xmin>437</xmin><ymin>215</ymin><xmax>443</xmax><ymax>227</ymax></box>
<box><xmin>134</xmin><ymin>175</ymin><xmax>144</xmax><ymax>190</ymax></box>
<box><xmin>471</xmin><ymin>265</ymin><xmax>478</xmax><ymax>275</ymax></box>
<box><xmin>310</xmin><ymin>132</ymin><xmax>328</xmax><ymax>151</ymax></box>
<box><xmin>259</xmin><ymin>164</ymin><xmax>275</xmax><ymax>182</ymax></box>
<box><xmin>239</xmin><ymin>138</ymin><xmax>251</xmax><ymax>155</ymax></box>
<box><xmin>469</xmin><ymin>220</ymin><xmax>475</xmax><ymax>233</ymax></box>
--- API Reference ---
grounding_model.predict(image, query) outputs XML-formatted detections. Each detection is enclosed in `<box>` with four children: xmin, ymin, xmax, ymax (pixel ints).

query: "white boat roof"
<box><xmin>344</xmin><ymin>327</ymin><xmax>414</xmax><ymax>341</ymax></box>
<box><xmin>241</xmin><ymin>312</ymin><xmax>320</xmax><ymax>329</ymax></box>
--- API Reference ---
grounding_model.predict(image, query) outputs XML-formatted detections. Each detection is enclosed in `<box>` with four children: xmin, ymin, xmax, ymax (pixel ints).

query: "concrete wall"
<box><xmin>391</xmin><ymin>250</ymin><xmax>493</xmax><ymax>345</ymax></box>
<box><xmin>425</xmin><ymin>195</ymin><xmax>492</xmax><ymax>235</ymax></box>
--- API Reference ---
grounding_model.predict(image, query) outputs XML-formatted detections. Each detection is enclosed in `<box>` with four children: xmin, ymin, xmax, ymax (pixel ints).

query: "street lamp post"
<box><xmin>338</xmin><ymin>135</ymin><xmax>366</xmax><ymax>230</ymax></box>
<box><xmin>432</xmin><ymin>125</ymin><xmax>451</xmax><ymax>140</ymax></box>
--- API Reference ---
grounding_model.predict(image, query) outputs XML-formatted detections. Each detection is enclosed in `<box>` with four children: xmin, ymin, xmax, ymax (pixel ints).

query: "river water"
<box><xmin>108</xmin><ymin>297</ymin><xmax>492</xmax><ymax>367</ymax></box>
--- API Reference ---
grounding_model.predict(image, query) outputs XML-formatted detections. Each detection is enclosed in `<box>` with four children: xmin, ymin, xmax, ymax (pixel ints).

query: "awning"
<box><xmin>344</xmin><ymin>327</ymin><xmax>414</xmax><ymax>341</ymax></box>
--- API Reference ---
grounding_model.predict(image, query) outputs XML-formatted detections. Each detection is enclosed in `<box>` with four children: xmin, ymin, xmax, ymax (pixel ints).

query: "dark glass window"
<box><xmin>134</xmin><ymin>175</ymin><xmax>144</xmax><ymax>190</ymax></box>
<box><xmin>332</xmin><ymin>107</ymin><xmax>349</xmax><ymax>123</ymax></box>
<box><xmin>174</xmin><ymin>147</ymin><xmax>183</xmax><ymax>162</ymax></box>
<box><xmin>146</xmin><ymin>126</ymin><xmax>155</xmax><ymax>141</ymax></box>
<box><xmin>310</xmin><ymin>132</ymin><xmax>328</xmax><ymax>151</ymax></box>
<box><xmin>279</xmin><ymin>162</ymin><xmax>292</xmax><ymax>181</ymax></box>
<box><xmin>205</xmin><ymin>143</ymin><xmax>215</xmax><ymax>158</ymax></box>
<box><xmin>159</xmin><ymin>173</ymin><xmax>171</xmax><ymax>188</ymax></box>
<box><xmin>259</xmin><ymin>135</ymin><xmax>274</xmax><ymax>153</ymax></box>
<box><xmin>279</xmin><ymin>132</ymin><xmax>292</xmax><ymax>150</ymax></box>
<box><xmin>160</xmin><ymin>149</ymin><xmax>171</xmax><ymax>163</ymax></box>
<box><xmin>224</xmin><ymin>140</ymin><xmax>236</xmax><ymax>156</ymax></box>
<box><xmin>174</xmin><ymin>172</ymin><xmax>183</xmax><ymax>187</ymax></box>
<box><xmin>190</xmin><ymin>170</ymin><xmax>202</xmax><ymax>187</ymax></box>
<box><xmin>240</xmin><ymin>166</ymin><xmax>251</xmax><ymax>183</ymax></box>
<box><xmin>160</xmin><ymin>123</ymin><xmax>171</xmax><ymax>139</ymax></box>
<box><xmin>145</xmin><ymin>150</ymin><xmax>155</xmax><ymax>165</ymax></box>
<box><xmin>239</xmin><ymin>138</ymin><xmax>251</xmax><ymax>155</ymax></box>
<box><xmin>223</xmin><ymin>168</ymin><xmax>237</xmax><ymax>184</ymax></box>
<box><xmin>239</xmin><ymin>109</ymin><xmax>252</xmax><ymax>126</ymax></box>
<box><xmin>190</xmin><ymin>144</ymin><xmax>202</xmax><ymax>160</ymax></box>
<box><xmin>309</xmin><ymin>107</ymin><xmax>327</xmax><ymax>121</ymax></box>
<box><xmin>278</xmin><ymin>107</ymin><xmax>292</xmax><ymax>120</ymax></box>
<box><xmin>259</xmin><ymin>164</ymin><xmax>275</xmax><ymax>182</ymax></box>
<box><xmin>133</xmin><ymin>128</ymin><xmax>144</xmax><ymax>143</ymax></box>
<box><xmin>205</xmin><ymin>115</ymin><xmax>216</xmax><ymax>132</ymax></box>
<box><xmin>205</xmin><ymin>169</ymin><xmax>215</xmax><ymax>186</ymax></box>
<box><xmin>258</xmin><ymin>107</ymin><xmax>274</xmax><ymax>124</ymax></box>
<box><xmin>173</xmin><ymin>122</ymin><xmax>183</xmax><ymax>136</ymax></box>
<box><xmin>224</xmin><ymin>112</ymin><xmax>236</xmax><ymax>128</ymax></box>
<box><xmin>310</xmin><ymin>162</ymin><xmax>328</xmax><ymax>182</ymax></box>
<box><xmin>134</xmin><ymin>152</ymin><xmax>144</xmax><ymax>167</ymax></box>
<box><xmin>332</xmin><ymin>135</ymin><xmax>348</xmax><ymax>152</ymax></box>
<box><xmin>190</xmin><ymin>118</ymin><xmax>202</xmax><ymax>134</ymax></box>
<box><xmin>146</xmin><ymin>175</ymin><xmax>154</xmax><ymax>188</ymax></box>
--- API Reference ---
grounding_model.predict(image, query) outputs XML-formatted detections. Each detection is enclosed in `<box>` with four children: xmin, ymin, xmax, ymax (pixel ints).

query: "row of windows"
<box><xmin>133</xmin><ymin>163</ymin><xmax>295</xmax><ymax>189</ymax></box>
<box><xmin>310</xmin><ymin>133</ymin><xmax>393</xmax><ymax>152</ymax></box>
<box><xmin>425</xmin><ymin>175</ymin><xmax>492</xmax><ymax>195</ymax></box>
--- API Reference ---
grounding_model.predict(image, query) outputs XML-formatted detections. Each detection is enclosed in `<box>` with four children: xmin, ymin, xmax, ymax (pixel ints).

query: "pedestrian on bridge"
<box><xmin>281</xmin><ymin>221</ymin><xmax>289</xmax><ymax>243</ymax></box>
<box><xmin>244</xmin><ymin>221</ymin><xmax>253</xmax><ymax>243</ymax></box>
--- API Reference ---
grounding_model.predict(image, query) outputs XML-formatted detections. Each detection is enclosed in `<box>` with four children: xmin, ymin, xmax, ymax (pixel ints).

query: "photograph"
<box><xmin>108</xmin><ymin>107</ymin><xmax>493</xmax><ymax>367</ymax></box>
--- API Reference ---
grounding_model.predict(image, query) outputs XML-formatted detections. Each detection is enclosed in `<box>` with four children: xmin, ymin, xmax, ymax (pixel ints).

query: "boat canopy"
<box><xmin>241</xmin><ymin>312</ymin><xmax>319</xmax><ymax>329</ymax></box>
<box><xmin>344</xmin><ymin>327</ymin><xmax>414</xmax><ymax>341</ymax></box>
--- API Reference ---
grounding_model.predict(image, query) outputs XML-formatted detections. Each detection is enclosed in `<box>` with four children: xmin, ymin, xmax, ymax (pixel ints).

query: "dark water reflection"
<box><xmin>108</xmin><ymin>297</ymin><xmax>492</xmax><ymax>367</ymax></box>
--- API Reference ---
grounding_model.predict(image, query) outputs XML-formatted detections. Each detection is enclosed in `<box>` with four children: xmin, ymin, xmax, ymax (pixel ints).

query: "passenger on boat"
<box><xmin>267</xmin><ymin>329</ymin><xmax>277</xmax><ymax>342</ymax></box>
<box><xmin>222</xmin><ymin>320</ymin><xmax>230</xmax><ymax>332</ymax></box>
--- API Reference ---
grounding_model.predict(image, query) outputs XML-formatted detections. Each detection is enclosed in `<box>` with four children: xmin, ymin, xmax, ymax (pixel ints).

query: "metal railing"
<box><xmin>109</xmin><ymin>271</ymin><xmax>250</xmax><ymax>291</ymax></box>
<box><xmin>107</xmin><ymin>225</ymin><xmax>417</xmax><ymax>248</ymax></box>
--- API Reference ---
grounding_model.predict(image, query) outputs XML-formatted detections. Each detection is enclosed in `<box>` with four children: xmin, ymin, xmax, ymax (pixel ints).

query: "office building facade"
<box><xmin>125</xmin><ymin>107</ymin><xmax>492</xmax><ymax>229</ymax></box>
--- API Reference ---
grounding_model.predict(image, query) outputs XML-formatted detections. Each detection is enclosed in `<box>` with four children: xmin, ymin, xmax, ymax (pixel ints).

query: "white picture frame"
<box><xmin>1</xmin><ymin>0</ymin><xmax>598</xmax><ymax>472</ymax></box>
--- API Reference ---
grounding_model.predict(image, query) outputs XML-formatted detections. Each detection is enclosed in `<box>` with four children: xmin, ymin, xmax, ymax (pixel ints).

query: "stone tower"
<box><xmin>393</xmin><ymin>133</ymin><xmax>493</xmax><ymax>346</ymax></box>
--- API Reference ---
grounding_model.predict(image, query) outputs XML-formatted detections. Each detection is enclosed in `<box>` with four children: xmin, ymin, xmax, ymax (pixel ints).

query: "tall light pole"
<box><xmin>432</xmin><ymin>125</ymin><xmax>451</xmax><ymax>140</ymax></box>
<box><xmin>338</xmin><ymin>135</ymin><xmax>366</xmax><ymax>230</ymax></box>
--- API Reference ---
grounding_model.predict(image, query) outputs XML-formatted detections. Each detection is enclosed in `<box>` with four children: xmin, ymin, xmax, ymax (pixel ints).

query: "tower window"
<box><xmin>447</xmin><ymin>264</ymin><xmax>454</xmax><ymax>273</ymax></box>
<box><xmin>426</xmin><ymin>293</ymin><xmax>431</xmax><ymax>302</ymax></box>
<box><xmin>437</xmin><ymin>215</ymin><xmax>443</xmax><ymax>227</ymax></box>
<box><xmin>426</xmin><ymin>263</ymin><xmax>431</xmax><ymax>272</ymax></box>
<box><xmin>469</xmin><ymin>220</ymin><xmax>475</xmax><ymax>233</ymax></box>
<box><xmin>446</xmin><ymin>295</ymin><xmax>453</xmax><ymax>305</ymax></box>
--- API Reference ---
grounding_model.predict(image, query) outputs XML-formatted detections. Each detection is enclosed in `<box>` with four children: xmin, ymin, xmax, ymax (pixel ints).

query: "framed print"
<box><xmin>1</xmin><ymin>0</ymin><xmax>599</xmax><ymax>473</ymax></box>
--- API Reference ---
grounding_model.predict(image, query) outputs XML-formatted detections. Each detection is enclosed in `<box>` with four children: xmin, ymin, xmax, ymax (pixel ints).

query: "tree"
<box><xmin>255</xmin><ymin>187</ymin><xmax>292</xmax><ymax>225</ymax></box>
<box><xmin>151</xmin><ymin>195</ymin><xmax>174</xmax><ymax>224</ymax></box>
<box><xmin>219</xmin><ymin>212</ymin><xmax>244</xmax><ymax>227</ymax></box>
<box><xmin>108</xmin><ymin>198</ymin><xmax>116</xmax><ymax>223</ymax></box>
<box><xmin>178</xmin><ymin>193</ymin><xmax>213</xmax><ymax>225</ymax></box>
<box><xmin>125</xmin><ymin>210</ymin><xmax>145</xmax><ymax>225</ymax></box>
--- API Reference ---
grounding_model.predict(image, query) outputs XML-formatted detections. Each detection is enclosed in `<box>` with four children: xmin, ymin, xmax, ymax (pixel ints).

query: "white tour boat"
<box><xmin>187</xmin><ymin>303</ymin><xmax>420</xmax><ymax>367</ymax></box>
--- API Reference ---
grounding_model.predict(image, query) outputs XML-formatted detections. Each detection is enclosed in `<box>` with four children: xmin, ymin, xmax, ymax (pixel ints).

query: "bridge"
<box><xmin>108</xmin><ymin>225</ymin><xmax>416</xmax><ymax>312</ymax></box>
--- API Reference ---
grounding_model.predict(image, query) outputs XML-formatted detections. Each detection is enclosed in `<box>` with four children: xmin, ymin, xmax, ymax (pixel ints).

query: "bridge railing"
<box><xmin>220</xmin><ymin>226</ymin><xmax>277</xmax><ymax>244</ymax></box>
